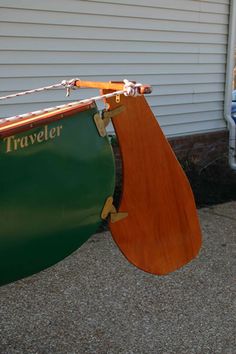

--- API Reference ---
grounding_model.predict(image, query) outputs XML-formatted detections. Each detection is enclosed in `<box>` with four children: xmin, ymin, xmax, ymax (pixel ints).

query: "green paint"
<box><xmin>0</xmin><ymin>105</ymin><xmax>115</xmax><ymax>286</ymax></box>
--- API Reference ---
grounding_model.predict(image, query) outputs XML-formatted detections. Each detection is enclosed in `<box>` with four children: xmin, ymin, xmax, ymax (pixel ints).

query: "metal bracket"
<box><xmin>101</xmin><ymin>196</ymin><xmax>128</xmax><ymax>223</ymax></box>
<box><xmin>94</xmin><ymin>106</ymin><xmax>125</xmax><ymax>137</ymax></box>
<box><xmin>102</xmin><ymin>105</ymin><xmax>125</xmax><ymax>127</ymax></box>
<box><xmin>93</xmin><ymin>113</ymin><xmax>107</xmax><ymax>137</ymax></box>
<box><xmin>116</xmin><ymin>95</ymin><xmax>121</xmax><ymax>103</ymax></box>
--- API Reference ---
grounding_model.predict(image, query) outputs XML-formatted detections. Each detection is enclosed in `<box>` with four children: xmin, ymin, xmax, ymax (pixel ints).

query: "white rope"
<box><xmin>0</xmin><ymin>80</ymin><xmax>142</xmax><ymax>124</ymax></box>
<box><xmin>123</xmin><ymin>79</ymin><xmax>142</xmax><ymax>96</ymax></box>
<box><xmin>0</xmin><ymin>79</ymin><xmax>143</xmax><ymax>124</ymax></box>
<box><xmin>0</xmin><ymin>78</ymin><xmax>79</xmax><ymax>101</ymax></box>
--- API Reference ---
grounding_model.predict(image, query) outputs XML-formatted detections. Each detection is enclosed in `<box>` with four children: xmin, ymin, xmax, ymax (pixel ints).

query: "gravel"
<box><xmin>0</xmin><ymin>202</ymin><xmax>235</xmax><ymax>354</ymax></box>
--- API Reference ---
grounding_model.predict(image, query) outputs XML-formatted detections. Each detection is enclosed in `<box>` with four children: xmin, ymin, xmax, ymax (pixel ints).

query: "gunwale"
<box><xmin>0</xmin><ymin>100</ymin><xmax>94</xmax><ymax>138</ymax></box>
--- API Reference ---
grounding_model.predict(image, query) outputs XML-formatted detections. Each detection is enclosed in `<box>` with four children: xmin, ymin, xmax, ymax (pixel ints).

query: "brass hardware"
<box><xmin>101</xmin><ymin>196</ymin><xmax>114</xmax><ymax>219</ymax></box>
<box><xmin>110</xmin><ymin>211</ymin><xmax>128</xmax><ymax>223</ymax></box>
<box><xmin>102</xmin><ymin>105</ymin><xmax>125</xmax><ymax>127</ymax></box>
<box><xmin>94</xmin><ymin>106</ymin><xmax>125</xmax><ymax>137</ymax></box>
<box><xmin>116</xmin><ymin>95</ymin><xmax>121</xmax><ymax>103</ymax></box>
<box><xmin>93</xmin><ymin>113</ymin><xmax>106</xmax><ymax>137</ymax></box>
<box><xmin>101</xmin><ymin>196</ymin><xmax>128</xmax><ymax>223</ymax></box>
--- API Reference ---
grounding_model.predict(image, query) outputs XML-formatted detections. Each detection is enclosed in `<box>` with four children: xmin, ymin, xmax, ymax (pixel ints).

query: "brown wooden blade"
<box><xmin>103</xmin><ymin>91</ymin><xmax>202</xmax><ymax>275</ymax></box>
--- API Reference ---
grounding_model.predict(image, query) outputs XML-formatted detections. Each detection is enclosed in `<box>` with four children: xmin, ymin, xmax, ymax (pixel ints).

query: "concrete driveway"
<box><xmin>0</xmin><ymin>202</ymin><xmax>235</xmax><ymax>354</ymax></box>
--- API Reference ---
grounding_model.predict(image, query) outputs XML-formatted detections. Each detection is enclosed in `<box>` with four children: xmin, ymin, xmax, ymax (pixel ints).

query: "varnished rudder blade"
<box><xmin>103</xmin><ymin>91</ymin><xmax>202</xmax><ymax>275</ymax></box>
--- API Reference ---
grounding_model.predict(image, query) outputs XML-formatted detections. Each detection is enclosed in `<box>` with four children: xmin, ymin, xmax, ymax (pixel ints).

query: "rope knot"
<box><xmin>61</xmin><ymin>78</ymin><xmax>79</xmax><ymax>97</ymax></box>
<box><xmin>123</xmin><ymin>79</ymin><xmax>142</xmax><ymax>97</ymax></box>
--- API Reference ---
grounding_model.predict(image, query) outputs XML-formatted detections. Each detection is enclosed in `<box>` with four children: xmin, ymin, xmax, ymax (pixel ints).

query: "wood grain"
<box><xmin>103</xmin><ymin>91</ymin><xmax>202</xmax><ymax>275</ymax></box>
<box><xmin>75</xmin><ymin>80</ymin><xmax>151</xmax><ymax>94</ymax></box>
<box><xmin>0</xmin><ymin>102</ymin><xmax>94</xmax><ymax>138</ymax></box>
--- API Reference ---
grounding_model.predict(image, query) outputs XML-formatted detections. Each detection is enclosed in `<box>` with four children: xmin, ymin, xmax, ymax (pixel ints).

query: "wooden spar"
<box><xmin>74</xmin><ymin>80</ymin><xmax>152</xmax><ymax>95</ymax></box>
<box><xmin>75</xmin><ymin>80</ymin><xmax>124</xmax><ymax>90</ymax></box>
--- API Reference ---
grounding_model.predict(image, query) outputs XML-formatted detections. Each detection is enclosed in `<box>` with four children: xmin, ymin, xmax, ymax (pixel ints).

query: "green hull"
<box><xmin>0</xmin><ymin>103</ymin><xmax>115</xmax><ymax>286</ymax></box>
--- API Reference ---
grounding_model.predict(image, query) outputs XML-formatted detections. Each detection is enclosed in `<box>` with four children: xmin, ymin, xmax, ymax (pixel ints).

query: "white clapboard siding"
<box><xmin>0</xmin><ymin>0</ymin><xmax>229</xmax><ymax>137</ymax></box>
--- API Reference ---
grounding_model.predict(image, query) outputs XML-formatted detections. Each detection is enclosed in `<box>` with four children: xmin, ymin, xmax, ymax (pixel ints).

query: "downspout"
<box><xmin>224</xmin><ymin>0</ymin><xmax>236</xmax><ymax>169</ymax></box>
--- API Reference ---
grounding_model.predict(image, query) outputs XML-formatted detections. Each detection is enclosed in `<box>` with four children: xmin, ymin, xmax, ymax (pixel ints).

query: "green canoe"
<box><xmin>0</xmin><ymin>101</ymin><xmax>115</xmax><ymax>286</ymax></box>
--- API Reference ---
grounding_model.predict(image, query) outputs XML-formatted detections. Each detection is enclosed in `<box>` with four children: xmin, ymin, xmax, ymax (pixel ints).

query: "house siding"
<box><xmin>0</xmin><ymin>0</ymin><xmax>230</xmax><ymax>136</ymax></box>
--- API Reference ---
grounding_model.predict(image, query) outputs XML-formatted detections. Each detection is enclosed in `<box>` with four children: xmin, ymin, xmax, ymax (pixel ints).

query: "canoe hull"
<box><xmin>0</xmin><ymin>103</ymin><xmax>115</xmax><ymax>286</ymax></box>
